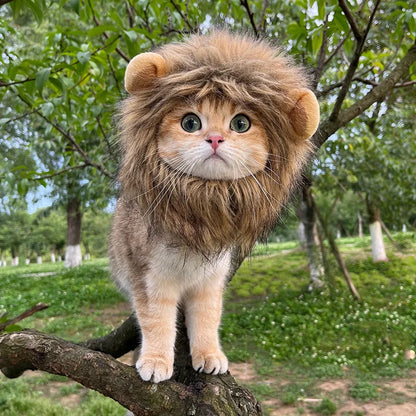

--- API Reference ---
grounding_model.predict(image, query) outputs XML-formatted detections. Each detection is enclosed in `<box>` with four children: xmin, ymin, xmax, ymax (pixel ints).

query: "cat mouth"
<box><xmin>204</xmin><ymin>154</ymin><xmax>227</xmax><ymax>164</ymax></box>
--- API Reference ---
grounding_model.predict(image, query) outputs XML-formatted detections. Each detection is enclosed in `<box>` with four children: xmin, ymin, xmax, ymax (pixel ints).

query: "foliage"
<box><xmin>0</xmin><ymin>375</ymin><xmax>124</xmax><ymax>416</ymax></box>
<box><xmin>1</xmin><ymin>240</ymin><xmax>416</xmax><ymax>411</ymax></box>
<box><xmin>223</xmin><ymin>237</ymin><xmax>416</xmax><ymax>376</ymax></box>
<box><xmin>82</xmin><ymin>210</ymin><xmax>112</xmax><ymax>257</ymax></box>
<box><xmin>349</xmin><ymin>381</ymin><xmax>380</xmax><ymax>401</ymax></box>
<box><xmin>0</xmin><ymin>259</ymin><xmax>124</xmax><ymax>340</ymax></box>
<box><xmin>314</xmin><ymin>398</ymin><xmax>337</xmax><ymax>415</ymax></box>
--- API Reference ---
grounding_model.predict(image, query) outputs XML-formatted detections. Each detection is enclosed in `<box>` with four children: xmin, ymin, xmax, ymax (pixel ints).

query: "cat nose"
<box><xmin>206</xmin><ymin>135</ymin><xmax>224</xmax><ymax>151</ymax></box>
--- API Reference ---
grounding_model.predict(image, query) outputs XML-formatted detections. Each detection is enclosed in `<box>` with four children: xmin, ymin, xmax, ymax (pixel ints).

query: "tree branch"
<box><xmin>86</xmin><ymin>0</ymin><xmax>130</xmax><ymax>63</ymax></box>
<box><xmin>0</xmin><ymin>303</ymin><xmax>48</xmax><ymax>332</ymax></box>
<box><xmin>0</xmin><ymin>0</ymin><xmax>13</xmax><ymax>6</ymax></box>
<box><xmin>323</xmin><ymin>32</ymin><xmax>350</xmax><ymax>67</ymax></box>
<box><xmin>15</xmin><ymin>93</ymin><xmax>115</xmax><ymax>180</ymax></box>
<box><xmin>240</xmin><ymin>0</ymin><xmax>259</xmax><ymax>38</ymax></box>
<box><xmin>0</xmin><ymin>328</ymin><xmax>261</xmax><ymax>415</ymax></box>
<box><xmin>0</xmin><ymin>35</ymin><xmax>122</xmax><ymax>88</ymax></box>
<box><xmin>33</xmin><ymin>164</ymin><xmax>89</xmax><ymax>181</ymax></box>
<box><xmin>314</xmin><ymin>40</ymin><xmax>416</xmax><ymax>148</ymax></box>
<box><xmin>338</xmin><ymin>0</ymin><xmax>362</xmax><ymax>40</ymax></box>
<box><xmin>170</xmin><ymin>0</ymin><xmax>194</xmax><ymax>32</ymax></box>
<box><xmin>329</xmin><ymin>0</ymin><xmax>381</xmax><ymax>122</ymax></box>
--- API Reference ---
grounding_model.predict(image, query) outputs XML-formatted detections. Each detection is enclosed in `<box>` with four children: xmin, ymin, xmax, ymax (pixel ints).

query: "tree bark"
<box><xmin>0</xmin><ymin>315</ymin><xmax>262</xmax><ymax>416</ymax></box>
<box><xmin>366</xmin><ymin>198</ymin><xmax>388</xmax><ymax>262</ymax></box>
<box><xmin>300</xmin><ymin>183</ymin><xmax>325</xmax><ymax>291</ymax></box>
<box><xmin>358</xmin><ymin>212</ymin><xmax>363</xmax><ymax>238</ymax></box>
<box><xmin>65</xmin><ymin>196</ymin><xmax>82</xmax><ymax>268</ymax></box>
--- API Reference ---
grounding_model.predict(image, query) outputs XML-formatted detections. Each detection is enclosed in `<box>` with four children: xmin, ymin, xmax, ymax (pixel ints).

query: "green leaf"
<box><xmin>77</xmin><ymin>51</ymin><xmax>91</xmax><ymax>65</ymax></box>
<box><xmin>124</xmin><ymin>30</ymin><xmax>138</xmax><ymax>42</ymax></box>
<box><xmin>35</xmin><ymin>68</ymin><xmax>51</xmax><ymax>94</ymax></box>
<box><xmin>25</xmin><ymin>0</ymin><xmax>45</xmax><ymax>23</ymax></box>
<box><xmin>88</xmin><ymin>25</ymin><xmax>117</xmax><ymax>37</ymax></box>
<box><xmin>17</xmin><ymin>179</ymin><xmax>29</xmax><ymax>196</ymax></box>
<box><xmin>40</xmin><ymin>102</ymin><xmax>54</xmax><ymax>117</ymax></box>
<box><xmin>70</xmin><ymin>0</ymin><xmax>80</xmax><ymax>14</ymax></box>
<box><xmin>3</xmin><ymin>324</ymin><xmax>23</xmax><ymax>333</ymax></box>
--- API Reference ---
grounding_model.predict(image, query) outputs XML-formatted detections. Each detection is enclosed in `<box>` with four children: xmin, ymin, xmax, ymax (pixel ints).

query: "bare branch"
<box><xmin>0</xmin><ymin>303</ymin><xmax>48</xmax><ymax>332</ymax></box>
<box><xmin>0</xmin><ymin>329</ymin><xmax>262</xmax><ymax>415</ymax></box>
<box><xmin>0</xmin><ymin>0</ymin><xmax>13</xmax><ymax>6</ymax></box>
<box><xmin>338</xmin><ymin>0</ymin><xmax>362</xmax><ymax>40</ymax></box>
<box><xmin>240</xmin><ymin>0</ymin><xmax>259</xmax><ymax>38</ymax></box>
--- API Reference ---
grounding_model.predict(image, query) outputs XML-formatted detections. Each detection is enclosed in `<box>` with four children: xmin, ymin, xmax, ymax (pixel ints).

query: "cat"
<box><xmin>109</xmin><ymin>31</ymin><xmax>319</xmax><ymax>383</ymax></box>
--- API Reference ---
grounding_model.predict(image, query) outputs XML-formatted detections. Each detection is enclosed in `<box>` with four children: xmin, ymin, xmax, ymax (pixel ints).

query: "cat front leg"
<box><xmin>183</xmin><ymin>274</ymin><xmax>228</xmax><ymax>375</ymax></box>
<box><xmin>132</xmin><ymin>278</ymin><xmax>179</xmax><ymax>383</ymax></box>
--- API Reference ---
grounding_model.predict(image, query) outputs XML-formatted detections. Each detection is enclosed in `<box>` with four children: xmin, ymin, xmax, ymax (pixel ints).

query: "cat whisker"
<box><xmin>236</xmin><ymin>160</ymin><xmax>283</xmax><ymax>215</ymax></box>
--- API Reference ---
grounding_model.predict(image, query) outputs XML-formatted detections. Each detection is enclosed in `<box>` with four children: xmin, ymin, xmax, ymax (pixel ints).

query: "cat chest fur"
<box><xmin>145</xmin><ymin>243</ymin><xmax>232</xmax><ymax>295</ymax></box>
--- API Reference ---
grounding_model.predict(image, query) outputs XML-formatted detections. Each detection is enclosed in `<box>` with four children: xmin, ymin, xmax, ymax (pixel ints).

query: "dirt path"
<box><xmin>229</xmin><ymin>362</ymin><xmax>416</xmax><ymax>416</ymax></box>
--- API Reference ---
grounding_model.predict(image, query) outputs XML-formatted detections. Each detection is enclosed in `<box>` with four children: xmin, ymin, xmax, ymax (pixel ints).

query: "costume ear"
<box><xmin>287</xmin><ymin>89</ymin><xmax>320</xmax><ymax>139</ymax></box>
<box><xmin>125</xmin><ymin>52</ymin><xmax>167</xmax><ymax>93</ymax></box>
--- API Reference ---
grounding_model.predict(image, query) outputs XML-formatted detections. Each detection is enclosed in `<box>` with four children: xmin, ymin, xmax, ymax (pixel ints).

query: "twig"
<box><xmin>329</xmin><ymin>0</ymin><xmax>381</xmax><ymax>122</ymax></box>
<box><xmin>3</xmin><ymin>109</ymin><xmax>38</xmax><ymax>124</ymax></box>
<box><xmin>87</xmin><ymin>0</ymin><xmax>130</xmax><ymax>63</ymax></box>
<box><xmin>314</xmin><ymin>40</ymin><xmax>416</xmax><ymax>148</ymax></box>
<box><xmin>33</xmin><ymin>164</ymin><xmax>89</xmax><ymax>180</ymax></box>
<box><xmin>15</xmin><ymin>92</ymin><xmax>115</xmax><ymax>180</ymax></box>
<box><xmin>125</xmin><ymin>0</ymin><xmax>135</xmax><ymax>28</ymax></box>
<box><xmin>0</xmin><ymin>303</ymin><xmax>48</xmax><ymax>332</ymax></box>
<box><xmin>258</xmin><ymin>0</ymin><xmax>269</xmax><ymax>35</ymax></box>
<box><xmin>313</xmin><ymin>194</ymin><xmax>362</xmax><ymax>301</ymax></box>
<box><xmin>323</xmin><ymin>32</ymin><xmax>350</xmax><ymax>67</ymax></box>
<box><xmin>240</xmin><ymin>0</ymin><xmax>259</xmax><ymax>38</ymax></box>
<box><xmin>338</xmin><ymin>0</ymin><xmax>362</xmax><ymax>40</ymax></box>
<box><xmin>170</xmin><ymin>0</ymin><xmax>194</xmax><ymax>32</ymax></box>
<box><xmin>313</xmin><ymin>13</ymin><xmax>330</xmax><ymax>89</ymax></box>
<box><xmin>0</xmin><ymin>35</ymin><xmax>122</xmax><ymax>88</ymax></box>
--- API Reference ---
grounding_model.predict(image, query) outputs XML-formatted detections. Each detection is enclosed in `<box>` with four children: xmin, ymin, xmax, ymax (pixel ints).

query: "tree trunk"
<box><xmin>297</xmin><ymin>221</ymin><xmax>306</xmax><ymax>249</ymax></box>
<box><xmin>51</xmin><ymin>245</ymin><xmax>56</xmax><ymax>263</ymax></box>
<box><xmin>11</xmin><ymin>246</ymin><xmax>19</xmax><ymax>266</ymax></box>
<box><xmin>300</xmin><ymin>183</ymin><xmax>325</xmax><ymax>290</ymax></box>
<box><xmin>358</xmin><ymin>212</ymin><xmax>363</xmax><ymax>238</ymax></box>
<box><xmin>366</xmin><ymin>199</ymin><xmax>388</xmax><ymax>262</ymax></box>
<box><xmin>65</xmin><ymin>196</ymin><xmax>82</xmax><ymax>268</ymax></box>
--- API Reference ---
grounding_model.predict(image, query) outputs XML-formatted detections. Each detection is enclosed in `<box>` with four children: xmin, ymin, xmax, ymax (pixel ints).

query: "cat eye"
<box><xmin>181</xmin><ymin>113</ymin><xmax>202</xmax><ymax>132</ymax></box>
<box><xmin>230</xmin><ymin>114</ymin><xmax>251</xmax><ymax>133</ymax></box>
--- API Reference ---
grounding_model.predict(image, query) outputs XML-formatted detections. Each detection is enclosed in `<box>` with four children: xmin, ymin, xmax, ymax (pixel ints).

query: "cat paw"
<box><xmin>136</xmin><ymin>354</ymin><xmax>173</xmax><ymax>383</ymax></box>
<box><xmin>192</xmin><ymin>349</ymin><xmax>228</xmax><ymax>375</ymax></box>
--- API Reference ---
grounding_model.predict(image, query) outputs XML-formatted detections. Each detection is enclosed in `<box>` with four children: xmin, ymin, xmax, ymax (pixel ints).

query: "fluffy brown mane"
<box><xmin>118</xmin><ymin>31</ymin><xmax>314</xmax><ymax>256</ymax></box>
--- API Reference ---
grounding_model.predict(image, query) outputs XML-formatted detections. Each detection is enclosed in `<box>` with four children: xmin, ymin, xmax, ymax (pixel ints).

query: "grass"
<box><xmin>0</xmin><ymin>232</ymin><xmax>415</xmax><ymax>414</ymax></box>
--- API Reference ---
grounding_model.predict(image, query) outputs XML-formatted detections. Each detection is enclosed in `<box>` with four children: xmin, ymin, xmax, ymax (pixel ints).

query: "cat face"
<box><xmin>158</xmin><ymin>99</ymin><xmax>269</xmax><ymax>180</ymax></box>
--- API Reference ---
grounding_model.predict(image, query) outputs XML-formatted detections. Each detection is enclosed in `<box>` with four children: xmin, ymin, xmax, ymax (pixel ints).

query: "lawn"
<box><xmin>1</xmin><ymin>233</ymin><xmax>416</xmax><ymax>415</ymax></box>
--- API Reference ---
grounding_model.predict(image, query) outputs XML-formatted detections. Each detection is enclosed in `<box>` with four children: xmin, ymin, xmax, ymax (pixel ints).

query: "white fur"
<box><xmin>146</xmin><ymin>243</ymin><xmax>231</xmax><ymax>295</ymax></box>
